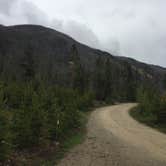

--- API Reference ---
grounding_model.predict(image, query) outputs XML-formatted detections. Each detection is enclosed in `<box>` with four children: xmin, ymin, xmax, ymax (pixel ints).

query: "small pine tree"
<box><xmin>0</xmin><ymin>88</ymin><xmax>11</xmax><ymax>162</ymax></box>
<box><xmin>0</xmin><ymin>110</ymin><xmax>11</xmax><ymax>162</ymax></box>
<box><xmin>12</xmin><ymin>89</ymin><xmax>49</xmax><ymax>149</ymax></box>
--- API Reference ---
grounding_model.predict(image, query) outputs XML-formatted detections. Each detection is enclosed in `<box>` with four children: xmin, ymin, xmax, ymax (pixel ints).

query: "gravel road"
<box><xmin>58</xmin><ymin>103</ymin><xmax>166</xmax><ymax>166</ymax></box>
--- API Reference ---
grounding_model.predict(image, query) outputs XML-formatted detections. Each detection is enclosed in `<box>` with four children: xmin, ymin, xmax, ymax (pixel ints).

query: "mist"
<box><xmin>0</xmin><ymin>0</ymin><xmax>166</xmax><ymax>67</ymax></box>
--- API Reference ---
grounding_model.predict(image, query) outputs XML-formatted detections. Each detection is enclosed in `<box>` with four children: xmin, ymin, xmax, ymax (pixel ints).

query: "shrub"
<box><xmin>76</xmin><ymin>91</ymin><xmax>94</xmax><ymax>111</ymax></box>
<box><xmin>0</xmin><ymin>110</ymin><xmax>11</xmax><ymax>162</ymax></box>
<box><xmin>0</xmin><ymin>81</ymin><xmax>93</xmax><ymax>161</ymax></box>
<box><xmin>137</xmin><ymin>86</ymin><xmax>160</xmax><ymax>116</ymax></box>
<box><xmin>4</xmin><ymin>83</ymin><xmax>24</xmax><ymax>109</ymax></box>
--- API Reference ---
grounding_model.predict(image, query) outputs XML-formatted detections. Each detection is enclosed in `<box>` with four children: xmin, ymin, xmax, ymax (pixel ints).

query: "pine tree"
<box><xmin>69</xmin><ymin>44</ymin><xmax>86</xmax><ymax>93</ymax></box>
<box><xmin>163</xmin><ymin>74</ymin><xmax>166</xmax><ymax>90</ymax></box>
<box><xmin>20</xmin><ymin>44</ymin><xmax>35</xmax><ymax>81</ymax></box>
<box><xmin>0</xmin><ymin>110</ymin><xmax>11</xmax><ymax>162</ymax></box>
<box><xmin>12</xmin><ymin>88</ymin><xmax>49</xmax><ymax>149</ymax></box>
<box><xmin>103</xmin><ymin>58</ymin><xmax>112</xmax><ymax>102</ymax></box>
<box><xmin>93</xmin><ymin>56</ymin><xmax>105</xmax><ymax>100</ymax></box>
<box><xmin>0</xmin><ymin>88</ymin><xmax>11</xmax><ymax>162</ymax></box>
<box><xmin>123</xmin><ymin>62</ymin><xmax>136</xmax><ymax>101</ymax></box>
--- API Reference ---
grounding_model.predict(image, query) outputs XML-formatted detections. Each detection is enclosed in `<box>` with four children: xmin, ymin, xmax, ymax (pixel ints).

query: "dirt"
<box><xmin>58</xmin><ymin>103</ymin><xmax>166</xmax><ymax>166</ymax></box>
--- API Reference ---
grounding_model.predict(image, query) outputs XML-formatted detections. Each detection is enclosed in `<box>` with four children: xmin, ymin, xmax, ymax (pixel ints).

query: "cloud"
<box><xmin>0</xmin><ymin>0</ymin><xmax>166</xmax><ymax>67</ymax></box>
<box><xmin>0</xmin><ymin>0</ymin><xmax>50</xmax><ymax>25</ymax></box>
<box><xmin>0</xmin><ymin>0</ymin><xmax>16</xmax><ymax>15</ymax></box>
<box><xmin>20</xmin><ymin>1</ymin><xmax>50</xmax><ymax>25</ymax></box>
<box><xmin>60</xmin><ymin>20</ymin><xmax>100</xmax><ymax>48</ymax></box>
<box><xmin>0</xmin><ymin>0</ymin><xmax>100</xmax><ymax>49</ymax></box>
<box><xmin>51</xmin><ymin>19</ymin><xmax>100</xmax><ymax>48</ymax></box>
<box><xmin>82</xmin><ymin>0</ymin><xmax>166</xmax><ymax>66</ymax></box>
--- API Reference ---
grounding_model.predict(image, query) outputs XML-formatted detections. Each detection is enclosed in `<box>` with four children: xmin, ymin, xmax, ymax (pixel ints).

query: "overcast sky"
<box><xmin>0</xmin><ymin>0</ymin><xmax>166</xmax><ymax>67</ymax></box>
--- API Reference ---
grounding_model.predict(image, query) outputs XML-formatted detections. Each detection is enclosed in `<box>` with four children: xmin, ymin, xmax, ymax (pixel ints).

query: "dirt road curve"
<box><xmin>58</xmin><ymin>103</ymin><xmax>166</xmax><ymax>166</ymax></box>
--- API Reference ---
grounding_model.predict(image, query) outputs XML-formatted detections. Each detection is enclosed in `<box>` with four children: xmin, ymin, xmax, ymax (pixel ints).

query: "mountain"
<box><xmin>0</xmin><ymin>24</ymin><xmax>165</xmax><ymax>93</ymax></box>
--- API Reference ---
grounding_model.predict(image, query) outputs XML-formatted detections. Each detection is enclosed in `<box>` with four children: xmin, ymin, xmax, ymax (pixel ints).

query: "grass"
<box><xmin>130</xmin><ymin>107</ymin><xmax>166</xmax><ymax>134</ymax></box>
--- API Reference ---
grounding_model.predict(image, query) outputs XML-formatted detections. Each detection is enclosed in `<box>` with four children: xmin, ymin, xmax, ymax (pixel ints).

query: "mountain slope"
<box><xmin>0</xmin><ymin>24</ymin><xmax>165</xmax><ymax>90</ymax></box>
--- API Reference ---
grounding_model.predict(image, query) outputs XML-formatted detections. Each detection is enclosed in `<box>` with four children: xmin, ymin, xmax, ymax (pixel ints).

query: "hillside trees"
<box><xmin>163</xmin><ymin>74</ymin><xmax>166</xmax><ymax>90</ymax></box>
<box><xmin>93</xmin><ymin>56</ymin><xmax>140</xmax><ymax>102</ymax></box>
<box><xmin>157</xmin><ymin>75</ymin><xmax>166</xmax><ymax>123</ymax></box>
<box><xmin>12</xmin><ymin>89</ymin><xmax>48</xmax><ymax>149</ymax></box>
<box><xmin>137</xmin><ymin>85</ymin><xmax>160</xmax><ymax>116</ymax></box>
<box><xmin>69</xmin><ymin>44</ymin><xmax>87</xmax><ymax>94</ymax></box>
<box><xmin>93</xmin><ymin>56</ymin><xmax>127</xmax><ymax>102</ymax></box>
<box><xmin>0</xmin><ymin>86</ymin><xmax>11</xmax><ymax>162</ymax></box>
<box><xmin>123</xmin><ymin>62</ymin><xmax>137</xmax><ymax>101</ymax></box>
<box><xmin>0</xmin><ymin>36</ymin><xmax>7</xmax><ymax>75</ymax></box>
<box><xmin>0</xmin><ymin>110</ymin><xmax>11</xmax><ymax>162</ymax></box>
<box><xmin>102</xmin><ymin>58</ymin><xmax>113</xmax><ymax>102</ymax></box>
<box><xmin>93</xmin><ymin>56</ymin><xmax>105</xmax><ymax>100</ymax></box>
<box><xmin>0</xmin><ymin>78</ymin><xmax>94</xmax><ymax>164</ymax></box>
<box><xmin>20</xmin><ymin>44</ymin><xmax>35</xmax><ymax>81</ymax></box>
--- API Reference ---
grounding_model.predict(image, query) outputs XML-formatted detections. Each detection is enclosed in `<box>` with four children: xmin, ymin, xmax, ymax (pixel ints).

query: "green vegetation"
<box><xmin>0</xmin><ymin>110</ymin><xmax>11</xmax><ymax>162</ymax></box>
<box><xmin>130</xmin><ymin>83</ymin><xmax>166</xmax><ymax>134</ymax></box>
<box><xmin>130</xmin><ymin>107</ymin><xmax>166</xmax><ymax>134</ymax></box>
<box><xmin>93</xmin><ymin>56</ymin><xmax>138</xmax><ymax>103</ymax></box>
<box><xmin>21</xmin><ymin>112</ymin><xmax>88</xmax><ymax>166</ymax></box>
<box><xmin>0</xmin><ymin>81</ymin><xmax>92</xmax><ymax>164</ymax></box>
<box><xmin>0</xmin><ymin>43</ymin><xmax>164</xmax><ymax>164</ymax></box>
<box><xmin>0</xmin><ymin>44</ymin><xmax>95</xmax><ymax>164</ymax></box>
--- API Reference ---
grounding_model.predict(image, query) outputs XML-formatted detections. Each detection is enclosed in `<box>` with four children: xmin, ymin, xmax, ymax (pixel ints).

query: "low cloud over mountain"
<box><xmin>0</xmin><ymin>0</ymin><xmax>166</xmax><ymax>67</ymax></box>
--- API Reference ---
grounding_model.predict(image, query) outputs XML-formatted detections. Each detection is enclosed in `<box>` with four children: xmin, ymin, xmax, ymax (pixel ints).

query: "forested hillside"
<box><xmin>0</xmin><ymin>25</ymin><xmax>166</xmax><ymax>100</ymax></box>
<box><xmin>0</xmin><ymin>24</ymin><xmax>166</xmax><ymax>164</ymax></box>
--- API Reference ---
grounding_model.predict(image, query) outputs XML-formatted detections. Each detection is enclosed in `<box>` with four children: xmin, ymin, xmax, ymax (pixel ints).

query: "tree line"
<box><xmin>0</xmin><ymin>81</ymin><xmax>94</xmax><ymax>163</ymax></box>
<box><xmin>0</xmin><ymin>44</ymin><xmax>164</xmax><ymax>163</ymax></box>
<box><xmin>0</xmin><ymin>44</ymin><xmax>94</xmax><ymax>163</ymax></box>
